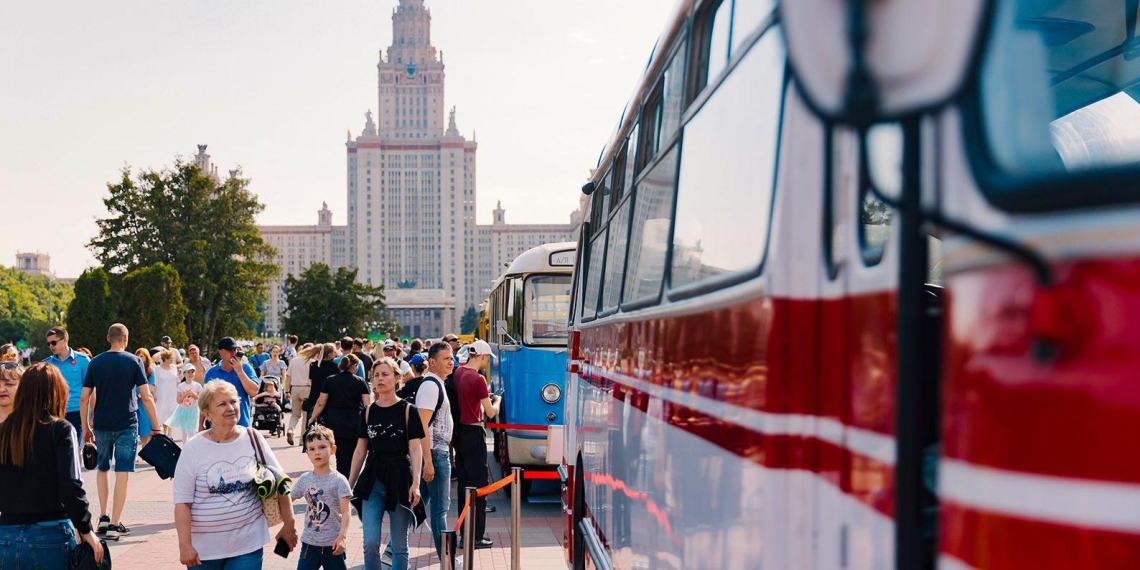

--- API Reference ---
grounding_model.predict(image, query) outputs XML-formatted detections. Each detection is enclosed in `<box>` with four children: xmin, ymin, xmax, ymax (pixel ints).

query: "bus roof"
<box><xmin>491</xmin><ymin>241</ymin><xmax>577</xmax><ymax>290</ymax></box>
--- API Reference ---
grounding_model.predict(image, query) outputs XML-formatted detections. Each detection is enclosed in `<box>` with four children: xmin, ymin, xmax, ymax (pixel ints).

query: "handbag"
<box><xmin>138</xmin><ymin>434</ymin><xmax>181</xmax><ymax>480</ymax></box>
<box><xmin>248</xmin><ymin>428</ymin><xmax>283</xmax><ymax>527</ymax></box>
<box><xmin>69</xmin><ymin>537</ymin><xmax>111</xmax><ymax>569</ymax></box>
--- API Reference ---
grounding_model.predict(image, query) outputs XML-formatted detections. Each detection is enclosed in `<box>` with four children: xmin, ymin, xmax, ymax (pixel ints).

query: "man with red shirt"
<box><xmin>452</xmin><ymin>340</ymin><xmax>500</xmax><ymax>549</ymax></box>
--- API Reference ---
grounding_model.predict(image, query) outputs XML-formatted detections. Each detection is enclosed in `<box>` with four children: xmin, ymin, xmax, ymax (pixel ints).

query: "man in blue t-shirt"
<box><xmin>43</xmin><ymin>325</ymin><xmax>90</xmax><ymax>435</ymax></box>
<box><xmin>203</xmin><ymin>337</ymin><xmax>260</xmax><ymax>427</ymax></box>
<box><xmin>80</xmin><ymin>323</ymin><xmax>160</xmax><ymax>540</ymax></box>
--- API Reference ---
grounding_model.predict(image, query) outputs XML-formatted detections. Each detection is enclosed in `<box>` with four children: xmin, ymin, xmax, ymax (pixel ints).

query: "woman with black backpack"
<box><xmin>0</xmin><ymin>363</ymin><xmax>104</xmax><ymax>567</ymax></box>
<box><xmin>308</xmin><ymin>353</ymin><xmax>371</xmax><ymax>479</ymax></box>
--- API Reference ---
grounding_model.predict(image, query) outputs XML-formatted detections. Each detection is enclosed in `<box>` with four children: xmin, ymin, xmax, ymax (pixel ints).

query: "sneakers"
<box><xmin>96</xmin><ymin>515</ymin><xmax>110</xmax><ymax>533</ymax></box>
<box><xmin>287</xmin><ymin>431</ymin><xmax>294</xmax><ymax>446</ymax></box>
<box><xmin>105</xmin><ymin>523</ymin><xmax>131</xmax><ymax>540</ymax></box>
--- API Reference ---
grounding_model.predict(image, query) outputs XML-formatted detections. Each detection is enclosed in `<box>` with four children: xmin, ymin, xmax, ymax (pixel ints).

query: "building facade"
<box><xmin>256</xmin><ymin>0</ymin><xmax>580</xmax><ymax>339</ymax></box>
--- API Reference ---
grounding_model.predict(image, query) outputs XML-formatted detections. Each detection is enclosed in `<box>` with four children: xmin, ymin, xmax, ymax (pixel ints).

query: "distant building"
<box><xmin>253</xmin><ymin>0</ymin><xmax>582</xmax><ymax>339</ymax></box>
<box><xmin>15</xmin><ymin>252</ymin><xmax>53</xmax><ymax>279</ymax></box>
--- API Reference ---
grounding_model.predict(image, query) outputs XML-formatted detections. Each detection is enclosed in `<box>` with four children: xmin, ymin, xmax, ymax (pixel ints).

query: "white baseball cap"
<box><xmin>382</xmin><ymin>339</ymin><xmax>397</xmax><ymax>349</ymax></box>
<box><xmin>468</xmin><ymin>339</ymin><xmax>497</xmax><ymax>360</ymax></box>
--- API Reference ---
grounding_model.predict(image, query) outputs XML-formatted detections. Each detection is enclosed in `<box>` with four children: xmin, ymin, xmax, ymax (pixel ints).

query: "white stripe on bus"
<box><xmin>940</xmin><ymin>458</ymin><xmax>1140</xmax><ymax>534</ymax></box>
<box><xmin>584</xmin><ymin>365</ymin><xmax>898</xmax><ymax>466</ymax></box>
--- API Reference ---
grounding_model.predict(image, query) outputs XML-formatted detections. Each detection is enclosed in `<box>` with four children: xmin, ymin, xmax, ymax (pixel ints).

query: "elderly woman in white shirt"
<box><xmin>173</xmin><ymin>380</ymin><xmax>297</xmax><ymax>568</ymax></box>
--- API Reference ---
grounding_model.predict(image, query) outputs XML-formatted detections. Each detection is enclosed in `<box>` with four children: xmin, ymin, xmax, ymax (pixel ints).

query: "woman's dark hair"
<box><xmin>412</xmin><ymin>360</ymin><xmax>427</xmax><ymax>375</ymax></box>
<box><xmin>0</xmin><ymin>363</ymin><xmax>68</xmax><ymax>467</ymax></box>
<box><xmin>338</xmin><ymin>353</ymin><xmax>359</xmax><ymax>373</ymax></box>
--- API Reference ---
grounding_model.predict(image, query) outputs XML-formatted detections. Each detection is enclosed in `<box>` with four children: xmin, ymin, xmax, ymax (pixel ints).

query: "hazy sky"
<box><xmin>0</xmin><ymin>0</ymin><xmax>672</xmax><ymax>278</ymax></box>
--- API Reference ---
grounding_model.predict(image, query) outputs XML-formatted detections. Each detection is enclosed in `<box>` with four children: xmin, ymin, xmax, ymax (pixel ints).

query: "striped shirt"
<box><xmin>173</xmin><ymin>427</ymin><xmax>280</xmax><ymax>561</ymax></box>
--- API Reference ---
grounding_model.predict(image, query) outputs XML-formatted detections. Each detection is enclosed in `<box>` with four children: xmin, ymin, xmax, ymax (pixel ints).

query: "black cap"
<box><xmin>160</xmin><ymin>336</ymin><xmax>172</xmax><ymax>344</ymax></box>
<box><xmin>217</xmin><ymin>337</ymin><xmax>238</xmax><ymax>351</ymax></box>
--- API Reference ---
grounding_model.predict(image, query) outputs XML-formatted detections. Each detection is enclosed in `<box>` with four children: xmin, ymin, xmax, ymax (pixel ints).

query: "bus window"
<box><xmin>732</xmin><ymin>0</ymin><xmax>776</xmax><ymax>54</ymax></box>
<box><xmin>507</xmin><ymin>277</ymin><xmax>524</xmax><ymax>341</ymax></box>
<box><xmin>602</xmin><ymin>198</ymin><xmax>632</xmax><ymax>312</ymax></box>
<box><xmin>660</xmin><ymin>41</ymin><xmax>686</xmax><ymax>147</ymax></box>
<box><xmin>639</xmin><ymin>84</ymin><xmax>665</xmax><ymax>174</ymax></box>
<box><xmin>623</xmin><ymin>145</ymin><xmax>679</xmax><ymax>304</ymax></box>
<box><xmin>688</xmin><ymin>0</ymin><xmax>731</xmax><ymax>104</ymax></box>
<box><xmin>612</xmin><ymin>140</ymin><xmax>630</xmax><ymax>210</ymax></box>
<box><xmin>525</xmin><ymin>275</ymin><xmax>572</xmax><ymax>345</ymax></box>
<box><xmin>583</xmin><ymin>229</ymin><xmax>607</xmax><ymax>320</ymax></box>
<box><xmin>671</xmin><ymin>27</ymin><xmax>785</xmax><ymax>290</ymax></box>
<box><xmin>861</xmin><ymin>123</ymin><xmax>901</xmax><ymax>265</ymax></box>
<box><xmin>978</xmin><ymin>0</ymin><xmax>1140</xmax><ymax>186</ymax></box>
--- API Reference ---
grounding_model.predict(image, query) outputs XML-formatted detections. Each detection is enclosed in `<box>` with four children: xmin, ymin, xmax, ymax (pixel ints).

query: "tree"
<box><xmin>460</xmin><ymin>305</ymin><xmax>478</xmax><ymax>335</ymax></box>
<box><xmin>0</xmin><ymin>265</ymin><xmax>72</xmax><ymax>353</ymax></box>
<box><xmin>282</xmin><ymin>264</ymin><xmax>390</xmax><ymax>342</ymax></box>
<box><xmin>66</xmin><ymin>268</ymin><xmax>116</xmax><ymax>353</ymax></box>
<box><xmin>116</xmin><ymin>263</ymin><xmax>189</xmax><ymax>349</ymax></box>
<box><xmin>88</xmin><ymin>159</ymin><xmax>277</xmax><ymax>349</ymax></box>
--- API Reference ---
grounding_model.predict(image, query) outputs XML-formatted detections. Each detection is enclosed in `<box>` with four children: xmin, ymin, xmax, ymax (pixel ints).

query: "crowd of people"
<box><xmin>0</xmin><ymin>324</ymin><xmax>502</xmax><ymax>570</ymax></box>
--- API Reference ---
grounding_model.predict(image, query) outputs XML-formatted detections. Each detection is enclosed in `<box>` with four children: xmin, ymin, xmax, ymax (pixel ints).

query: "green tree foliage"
<box><xmin>0</xmin><ymin>265</ymin><xmax>72</xmax><ymax>354</ymax></box>
<box><xmin>88</xmin><ymin>160</ymin><xmax>277</xmax><ymax>348</ymax></box>
<box><xmin>66</xmin><ymin>268</ymin><xmax>116</xmax><ymax>353</ymax></box>
<box><xmin>282</xmin><ymin>264</ymin><xmax>391</xmax><ymax>342</ymax></box>
<box><xmin>460</xmin><ymin>305</ymin><xmax>477</xmax><ymax>335</ymax></box>
<box><xmin>116</xmin><ymin>263</ymin><xmax>189</xmax><ymax>349</ymax></box>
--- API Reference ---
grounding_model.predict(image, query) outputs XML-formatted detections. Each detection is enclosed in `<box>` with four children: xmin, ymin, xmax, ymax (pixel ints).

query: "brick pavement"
<box><xmin>80</xmin><ymin>432</ymin><xmax>565</xmax><ymax>570</ymax></box>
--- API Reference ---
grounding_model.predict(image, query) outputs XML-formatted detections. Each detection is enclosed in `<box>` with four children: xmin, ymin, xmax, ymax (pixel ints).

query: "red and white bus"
<box><xmin>560</xmin><ymin>0</ymin><xmax>1140</xmax><ymax>569</ymax></box>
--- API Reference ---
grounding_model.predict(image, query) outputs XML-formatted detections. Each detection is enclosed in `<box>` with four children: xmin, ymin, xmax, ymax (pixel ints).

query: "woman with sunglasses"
<box><xmin>0</xmin><ymin>363</ymin><xmax>104</xmax><ymax>567</ymax></box>
<box><xmin>0</xmin><ymin>362</ymin><xmax>22</xmax><ymax>423</ymax></box>
<box><xmin>0</xmin><ymin>343</ymin><xmax>19</xmax><ymax>363</ymax></box>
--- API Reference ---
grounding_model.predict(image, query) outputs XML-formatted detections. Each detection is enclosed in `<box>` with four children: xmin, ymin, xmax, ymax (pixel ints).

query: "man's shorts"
<box><xmin>94</xmin><ymin>428</ymin><xmax>138</xmax><ymax>473</ymax></box>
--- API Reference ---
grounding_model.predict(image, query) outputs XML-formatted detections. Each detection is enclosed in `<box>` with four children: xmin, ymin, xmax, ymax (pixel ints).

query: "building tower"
<box><xmin>346</xmin><ymin>0</ymin><xmax>477</xmax><ymax>331</ymax></box>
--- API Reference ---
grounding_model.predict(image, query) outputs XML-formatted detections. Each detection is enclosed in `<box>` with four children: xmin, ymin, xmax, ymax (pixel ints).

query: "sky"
<box><xmin>0</xmin><ymin>0</ymin><xmax>674</xmax><ymax>278</ymax></box>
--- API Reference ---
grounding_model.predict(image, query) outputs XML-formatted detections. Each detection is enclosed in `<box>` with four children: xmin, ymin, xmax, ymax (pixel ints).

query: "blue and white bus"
<box><xmin>486</xmin><ymin>242</ymin><xmax>577</xmax><ymax>486</ymax></box>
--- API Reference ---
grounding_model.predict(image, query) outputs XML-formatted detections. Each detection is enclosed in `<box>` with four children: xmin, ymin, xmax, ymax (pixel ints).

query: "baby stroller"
<box><xmin>252</xmin><ymin>376</ymin><xmax>284</xmax><ymax>437</ymax></box>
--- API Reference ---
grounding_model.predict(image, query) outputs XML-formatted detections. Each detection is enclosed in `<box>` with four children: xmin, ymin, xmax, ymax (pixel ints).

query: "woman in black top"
<box><xmin>0</xmin><ymin>363</ymin><xmax>104</xmax><ymax>567</ymax></box>
<box><xmin>307</xmin><ymin>353</ymin><xmax>371</xmax><ymax>479</ymax></box>
<box><xmin>347</xmin><ymin>357</ymin><xmax>423</xmax><ymax>570</ymax></box>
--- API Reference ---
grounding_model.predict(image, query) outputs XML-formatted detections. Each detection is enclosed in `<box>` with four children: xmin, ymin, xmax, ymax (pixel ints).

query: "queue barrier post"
<box><xmin>511</xmin><ymin>467</ymin><xmax>522</xmax><ymax>570</ymax></box>
<box><xmin>441</xmin><ymin>529</ymin><xmax>456</xmax><ymax>570</ymax></box>
<box><xmin>464</xmin><ymin>486</ymin><xmax>477</xmax><ymax>570</ymax></box>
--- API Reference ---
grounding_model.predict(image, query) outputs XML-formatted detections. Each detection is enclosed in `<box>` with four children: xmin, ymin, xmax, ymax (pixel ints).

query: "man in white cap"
<box><xmin>452</xmin><ymin>339</ymin><xmax>500</xmax><ymax>549</ymax></box>
<box><xmin>379</xmin><ymin>339</ymin><xmax>413</xmax><ymax>381</ymax></box>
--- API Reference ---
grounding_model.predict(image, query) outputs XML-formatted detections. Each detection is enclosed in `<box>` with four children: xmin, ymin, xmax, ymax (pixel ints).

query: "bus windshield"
<box><xmin>979</xmin><ymin>0</ymin><xmax>1140</xmax><ymax>181</ymax></box>
<box><xmin>524</xmin><ymin>274</ymin><xmax>571</xmax><ymax>346</ymax></box>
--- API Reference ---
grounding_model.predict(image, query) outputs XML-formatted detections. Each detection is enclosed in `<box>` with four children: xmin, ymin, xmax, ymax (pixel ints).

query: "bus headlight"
<box><xmin>541</xmin><ymin>383</ymin><xmax>562</xmax><ymax>404</ymax></box>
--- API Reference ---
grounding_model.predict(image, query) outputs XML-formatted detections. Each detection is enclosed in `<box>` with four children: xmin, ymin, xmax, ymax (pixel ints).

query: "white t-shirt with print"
<box><xmin>415</xmin><ymin>373</ymin><xmax>453</xmax><ymax>451</ymax></box>
<box><xmin>172</xmin><ymin>426</ymin><xmax>282</xmax><ymax>561</ymax></box>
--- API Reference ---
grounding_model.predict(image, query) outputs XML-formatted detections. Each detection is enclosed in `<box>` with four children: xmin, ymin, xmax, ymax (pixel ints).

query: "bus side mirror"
<box><xmin>780</xmin><ymin>0</ymin><xmax>986</xmax><ymax>120</ymax></box>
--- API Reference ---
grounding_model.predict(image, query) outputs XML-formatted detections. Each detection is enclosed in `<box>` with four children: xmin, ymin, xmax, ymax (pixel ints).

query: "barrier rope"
<box><xmin>452</xmin><ymin>471</ymin><xmax>518</xmax><ymax>533</ymax></box>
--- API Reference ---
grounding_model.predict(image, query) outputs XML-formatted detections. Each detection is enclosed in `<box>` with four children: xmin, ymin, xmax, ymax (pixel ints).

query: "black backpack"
<box><xmin>397</xmin><ymin>375</ymin><xmax>445</xmax><ymax>427</ymax></box>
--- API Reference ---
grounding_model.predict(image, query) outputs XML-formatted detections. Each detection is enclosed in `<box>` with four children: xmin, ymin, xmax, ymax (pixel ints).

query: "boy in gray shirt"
<box><xmin>291</xmin><ymin>425</ymin><xmax>353</xmax><ymax>569</ymax></box>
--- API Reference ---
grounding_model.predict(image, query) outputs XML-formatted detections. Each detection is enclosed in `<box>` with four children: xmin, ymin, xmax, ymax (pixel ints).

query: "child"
<box><xmin>255</xmin><ymin>381</ymin><xmax>283</xmax><ymax>413</ymax></box>
<box><xmin>291</xmin><ymin>425</ymin><xmax>352</xmax><ymax>570</ymax></box>
<box><xmin>164</xmin><ymin>364</ymin><xmax>202</xmax><ymax>443</ymax></box>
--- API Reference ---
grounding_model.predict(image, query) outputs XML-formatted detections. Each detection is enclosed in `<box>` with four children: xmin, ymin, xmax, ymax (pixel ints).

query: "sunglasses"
<box><xmin>48</xmin><ymin>339</ymin><xmax>61</xmax><ymax>347</ymax></box>
<box><xmin>444</xmin><ymin>338</ymin><xmax>458</xmax><ymax>342</ymax></box>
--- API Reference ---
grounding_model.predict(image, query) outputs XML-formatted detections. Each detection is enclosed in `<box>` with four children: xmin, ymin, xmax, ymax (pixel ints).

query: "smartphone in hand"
<box><xmin>273</xmin><ymin>537</ymin><xmax>290</xmax><ymax>558</ymax></box>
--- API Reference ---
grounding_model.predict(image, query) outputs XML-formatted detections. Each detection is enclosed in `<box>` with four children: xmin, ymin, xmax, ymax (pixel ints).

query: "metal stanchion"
<box><xmin>511</xmin><ymin>467</ymin><xmax>522</xmax><ymax>570</ymax></box>
<box><xmin>441</xmin><ymin>529</ymin><xmax>457</xmax><ymax>570</ymax></box>
<box><xmin>464</xmin><ymin>486</ymin><xmax>477</xmax><ymax>570</ymax></box>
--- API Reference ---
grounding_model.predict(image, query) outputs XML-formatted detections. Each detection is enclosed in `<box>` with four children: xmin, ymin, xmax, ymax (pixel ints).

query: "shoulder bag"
<box><xmin>248</xmin><ymin>428</ymin><xmax>283</xmax><ymax>527</ymax></box>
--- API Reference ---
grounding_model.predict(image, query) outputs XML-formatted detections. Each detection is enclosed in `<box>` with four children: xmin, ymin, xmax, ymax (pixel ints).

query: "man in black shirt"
<box><xmin>80</xmin><ymin>323</ymin><xmax>159</xmax><ymax>540</ymax></box>
<box><xmin>352</xmin><ymin>338</ymin><xmax>374</xmax><ymax>376</ymax></box>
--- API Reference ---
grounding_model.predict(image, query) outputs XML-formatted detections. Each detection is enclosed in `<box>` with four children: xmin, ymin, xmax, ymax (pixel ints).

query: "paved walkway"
<box><xmin>80</xmin><ymin>432</ymin><xmax>565</xmax><ymax>570</ymax></box>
